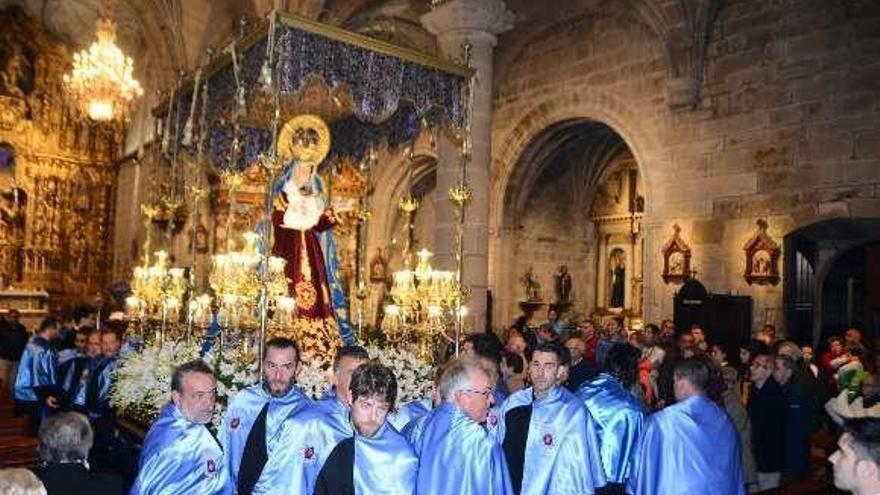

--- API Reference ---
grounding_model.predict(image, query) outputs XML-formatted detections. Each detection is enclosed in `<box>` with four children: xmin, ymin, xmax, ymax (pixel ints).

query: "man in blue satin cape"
<box><xmin>497</xmin><ymin>341</ymin><xmax>605</xmax><ymax>495</ymax></box>
<box><xmin>220</xmin><ymin>337</ymin><xmax>311</xmax><ymax>495</ymax></box>
<box><xmin>576</xmin><ymin>343</ymin><xmax>645</xmax><ymax>495</ymax></box>
<box><xmin>629</xmin><ymin>357</ymin><xmax>745</xmax><ymax>495</ymax></box>
<box><xmin>14</xmin><ymin>316</ymin><xmax>61</xmax><ymax>426</ymax></box>
<box><xmin>407</xmin><ymin>358</ymin><xmax>513</xmax><ymax>495</ymax></box>
<box><xmin>313</xmin><ymin>345</ymin><xmax>370</xmax><ymax>429</ymax></box>
<box><xmin>312</xmin><ymin>361</ymin><xmax>418</xmax><ymax>494</ymax></box>
<box><xmin>389</xmin><ymin>365</ymin><xmax>443</xmax><ymax>432</ymax></box>
<box><xmin>86</xmin><ymin>329</ymin><xmax>124</xmax><ymax>471</ymax></box>
<box><xmin>130</xmin><ymin>359</ymin><xmax>231</xmax><ymax>495</ymax></box>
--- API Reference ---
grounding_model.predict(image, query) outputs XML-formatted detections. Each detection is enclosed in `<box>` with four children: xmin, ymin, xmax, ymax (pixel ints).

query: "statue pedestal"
<box><xmin>518</xmin><ymin>300</ymin><xmax>546</xmax><ymax>319</ymax></box>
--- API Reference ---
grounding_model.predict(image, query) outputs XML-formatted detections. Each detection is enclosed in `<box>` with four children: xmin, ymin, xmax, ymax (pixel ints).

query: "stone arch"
<box><xmin>489</xmin><ymin>88</ymin><xmax>661</xmax><ymax>325</ymax></box>
<box><xmin>783</xmin><ymin>215</ymin><xmax>880</xmax><ymax>345</ymax></box>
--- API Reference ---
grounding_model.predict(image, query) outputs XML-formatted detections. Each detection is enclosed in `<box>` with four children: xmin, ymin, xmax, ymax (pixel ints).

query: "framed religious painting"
<box><xmin>743</xmin><ymin>219</ymin><xmax>780</xmax><ymax>285</ymax></box>
<box><xmin>662</xmin><ymin>224</ymin><xmax>691</xmax><ymax>284</ymax></box>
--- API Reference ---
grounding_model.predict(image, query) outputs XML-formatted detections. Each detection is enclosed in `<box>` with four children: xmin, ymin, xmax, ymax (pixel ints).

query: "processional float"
<box><xmin>124</xmin><ymin>10</ymin><xmax>476</xmax><ymax>373</ymax></box>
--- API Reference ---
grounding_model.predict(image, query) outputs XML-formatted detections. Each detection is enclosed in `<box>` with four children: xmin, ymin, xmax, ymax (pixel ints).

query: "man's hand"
<box><xmin>46</xmin><ymin>396</ymin><xmax>59</xmax><ymax>409</ymax></box>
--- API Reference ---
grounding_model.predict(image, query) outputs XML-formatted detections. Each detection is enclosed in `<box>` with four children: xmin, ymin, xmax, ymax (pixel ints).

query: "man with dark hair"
<box><xmin>830</xmin><ymin>417</ymin><xmax>880</xmax><ymax>494</ymax></box>
<box><xmin>130</xmin><ymin>359</ymin><xmax>230</xmax><ymax>494</ymax></box>
<box><xmin>317</xmin><ymin>345</ymin><xmax>370</xmax><ymax>428</ymax></box>
<box><xmin>576</xmin><ymin>343</ymin><xmax>645</xmax><ymax>494</ymax></box>
<box><xmin>14</xmin><ymin>316</ymin><xmax>60</xmax><ymax>426</ymax></box>
<box><xmin>629</xmin><ymin>358</ymin><xmax>744</xmax><ymax>495</ymax></box>
<box><xmin>32</xmin><ymin>411</ymin><xmax>123</xmax><ymax>495</ymax></box>
<box><xmin>0</xmin><ymin>309</ymin><xmax>29</xmax><ymax>393</ymax></box>
<box><xmin>58</xmin><ymin>328</ymin><xmax>101</xmax><ymax>412</ymax></box>
<box><xmin>221</xmin><ymin>337</ymin><xmax>310</xmax><ymax>495</ymax></box>
<box><xmin>313</xmin><ymin>362</ymin><xmax>418</xmax><ymax>495</ymax></box>
<box><xmin>496</xmin><ymin>342</ymin><xmax>604</xmax><ymax>494</ymax></box>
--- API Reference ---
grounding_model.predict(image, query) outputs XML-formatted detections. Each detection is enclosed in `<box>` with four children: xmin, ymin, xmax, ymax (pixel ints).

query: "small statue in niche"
<box><xmin>520</xmin><ymin>266</ymin><xmax>541</xmax><ymax>302</ymax></box>
<box><xmin>609</xmin><ymin>249</ymin><xmax>625</xmax><ymax>308</ymax></box>
<box><xmin>554</xmin><ymin>265</ymin><xmax>572</xmax><ymax>304</ymax></box>
<box><xmin>369</xmin><ymin>247</ymin><xmax>387</xmax><ymax>283</ymax></box>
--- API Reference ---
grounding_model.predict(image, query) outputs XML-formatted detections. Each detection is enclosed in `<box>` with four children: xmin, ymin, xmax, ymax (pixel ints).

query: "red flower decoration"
<box><xmin>543</xmin><ymin>433</ymin><xmax>553</xmax><ymax>446</ymax></box>
<box><xmin>230</xmin><ymin>418</ymin><xmax>240</xmax><ymax>430</ymax></box>
<box><xmin>488</xmin><ymin>415</ymin><xmax>498</xmax><ymax>427</ymax></box>
<box><xmin>206</xmin><ymin>459</ymin><xmax>216</xmax><ymax>473</ymax></box>
<box><xmin>303</xmin><ymin>447</ymin><xmax>315</xmax><ymax>460</ymax></box>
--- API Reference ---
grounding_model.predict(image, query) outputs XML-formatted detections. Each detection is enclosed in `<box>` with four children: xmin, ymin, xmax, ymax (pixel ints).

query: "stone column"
<box><xmin>422</xmin><ymin>0</ymin><xmax>513</xmax><ymax>333</ymax></box>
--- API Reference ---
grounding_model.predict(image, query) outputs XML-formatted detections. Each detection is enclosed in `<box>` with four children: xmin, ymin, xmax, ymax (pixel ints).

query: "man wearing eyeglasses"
<box><xmin>407</xmin><ymin>358</ymin><xmax>513</xmax><ymax>495</ymax></box>
<box><xmin>130</xmin><ymin>359</ymin><xmax>231</xmax><ymax>495</ymax></box>
<box><xmin>496</xmin><ymin>341</ymin><xmax>604</xmax><ymax>495</ymax></box>
<box><xmin>311</xmin><ymin>362</ymin><xmax>418</xmax><ymax>495</ymax></box>
<box><xmin>220</xmin><ymin>338</ymin><xmax>310</xmax><ymax>495</ymax></box>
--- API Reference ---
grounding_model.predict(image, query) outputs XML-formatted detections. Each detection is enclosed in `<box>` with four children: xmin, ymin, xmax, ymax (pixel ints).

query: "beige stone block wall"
<box><xmin>489</xmin><ymin>1</ymin><xmax>880</xmax><ymax>335</ymax></box>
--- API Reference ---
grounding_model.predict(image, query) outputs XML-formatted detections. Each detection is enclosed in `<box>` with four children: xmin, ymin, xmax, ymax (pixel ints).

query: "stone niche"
<box><xmin>590</xmin><ymin>154</ymin><xmax>645</xmax><ymax>329</ymax></box>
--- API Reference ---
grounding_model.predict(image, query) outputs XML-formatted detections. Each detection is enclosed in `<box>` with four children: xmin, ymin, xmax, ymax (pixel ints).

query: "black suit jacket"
<box><xmin>33</xmin><ymin>463</ymin><xmax>124</xmax><ymax>495</ymax></box>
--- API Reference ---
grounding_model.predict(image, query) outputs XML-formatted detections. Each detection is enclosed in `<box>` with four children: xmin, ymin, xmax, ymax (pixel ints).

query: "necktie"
<box><xmin>237</xmin><ymin>402</ymin><xmax>270</xmax><ymax>495</ymax></box>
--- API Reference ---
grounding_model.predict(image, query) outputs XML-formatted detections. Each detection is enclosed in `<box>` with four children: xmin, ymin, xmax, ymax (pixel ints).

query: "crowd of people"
<box><xmin>1</xmin><ymin>306</ymin><xmax>879</xmax><ymax>495</ymax></box>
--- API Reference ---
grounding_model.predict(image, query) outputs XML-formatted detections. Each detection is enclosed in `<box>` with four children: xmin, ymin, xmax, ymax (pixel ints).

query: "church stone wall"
<box><xmin>490</xmin><ymin>0</ymin><xmax>880</xmax><ymax>335</ymax></box>
<box><xmin>510</xmin><ymin>163</ymin><xmax>595</xmax><ymax>327</ymax></box>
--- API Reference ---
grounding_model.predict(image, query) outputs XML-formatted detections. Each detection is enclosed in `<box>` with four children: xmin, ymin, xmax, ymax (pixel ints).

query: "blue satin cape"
<box><xmin>130</xmin><ymin>403</ymin><xmax>231</xmax><ymax>495</ymax></box>
<box><xmin>272</xmin><ymin>161</ymin><xmax>354</xmax><ymax>345</ymax></box>
<box><xmin>576</xmin><ymin>373</ymin><xmax>645</xmax><ymax>484</ymax></box>
<box><xmin>628</xmin><ymin>395</ymin><xmax>745</xmax><ymax>495</ymax></box>
<box><xmin>219</xmin><ymin>383</ymin><xmax>311</xmax><ymax>493</ymax></box>
<box><xmin>87</xmin><ymin>356</ymin><xmax>117</xmax><ymax>417</ymax></box>
<box><xmin>353</xmin><ymin>422</ymin><xmax>419</xmax><ymax>495</ymax></box>
<box><xmin>14</xmin><ymin>336</ymin><xmax>57</xmax><ymax>402</ymax></box>
<box><xmin>410</xmin><ymin>402</ymin><xmax>513</xmax><ymax>495</ymax></box>
<box><xmin>388</xmin><ymin>397</ymin><xmax>432</xmax><ymax>432</ymax></box>
<box><xmin>496</xmin><ymin>385</ymin><xmax>605</xmax><ymax>494</ymax></box>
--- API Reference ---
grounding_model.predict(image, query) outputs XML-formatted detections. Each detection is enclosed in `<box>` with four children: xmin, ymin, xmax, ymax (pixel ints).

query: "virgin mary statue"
<box><xmin>270</xmin><ymin>115</ymin><xmax>354</xmax><ymax>360</ymax></box>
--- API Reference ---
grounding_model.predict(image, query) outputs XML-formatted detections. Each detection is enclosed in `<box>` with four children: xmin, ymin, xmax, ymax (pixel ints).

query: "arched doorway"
<box><xmin>784</xmin><ymin>218</ymin><xmax>880</xmax><ymax>346</ymax></box>
<box><xmin>496</xmin><ymin>119</ymin><xmax>645</xmax><ymax>329</ymax></box>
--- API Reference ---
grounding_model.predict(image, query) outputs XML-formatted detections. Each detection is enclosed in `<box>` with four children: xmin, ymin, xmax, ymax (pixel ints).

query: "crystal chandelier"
<box><xmin>63</xmin><ymin>0</ymin><xmax>143</xmax><ymax>121</ymax></box>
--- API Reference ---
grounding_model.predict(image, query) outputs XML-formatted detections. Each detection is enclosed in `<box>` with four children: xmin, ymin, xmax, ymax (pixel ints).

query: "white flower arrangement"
<box><xmin>294</xmin><ymin>345</ymin><xmax>434</xmax><ymax>402</ymax></box>
<box><xmin>112</xmin><ymin>340</ymin><xmax>434</xmax><ymax>423</ymax></box>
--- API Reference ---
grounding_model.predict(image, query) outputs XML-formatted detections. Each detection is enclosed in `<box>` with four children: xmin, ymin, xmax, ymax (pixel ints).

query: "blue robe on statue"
<box><xmin>14</xmin><ymin>336</ymin><xmax>57</xmax><ymax>403</ymax></box>
<box><xmin>575</xmin><ymin>373</ymin><xmax>645</xmax><ymax>485</ymax></box>
<box><xmin>220</xmin><ymin>384</ymin><xmax>311</xmax><ymax>493</ymax></box>
<box><xmin>388</xmin><ymin>397</ymin><xmax>432</xmax><ymax>432</ymax></box>
<box><xmin>628</xmin><ymin>395</ymin><xmax>744</xmax><ymax>495</ymax></box>
<box><xmin>409</xmin><ymin>402</ymin><xmax>513</xmax><ymax>495</ymax></box>
<box><xmin>130</xmin><ymin>403</ymin><xmax>231</xmax><ymax>495</ymax></box>
<box><xmin>495</xmin><ymin>385</ymin><xmax>605</xmax><ymax>495</ymax></box>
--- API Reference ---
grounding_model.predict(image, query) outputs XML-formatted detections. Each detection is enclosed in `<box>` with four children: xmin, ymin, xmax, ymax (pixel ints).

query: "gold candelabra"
<box><xmin>209</xmin><ymin>232</ymin><xmax>294</xmax><ymax>334</ymax></box>
<box><xmin>125</xmin><ymin>250</ymin><xmax>187</xmax><ymax>340</ymax></box>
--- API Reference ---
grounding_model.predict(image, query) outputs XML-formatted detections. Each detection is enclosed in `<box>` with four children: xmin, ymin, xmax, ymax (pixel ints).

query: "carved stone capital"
<box><xmin>421</xmin><ymin>0</ymin><xmax>514</xmax><ymax>49</ymax></box>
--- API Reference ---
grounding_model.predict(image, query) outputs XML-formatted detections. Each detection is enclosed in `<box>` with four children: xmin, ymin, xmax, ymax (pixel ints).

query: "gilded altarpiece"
<box><xmin>0</xmin><ymin>7</ymin><xmax>120</xmax><ymax>305</ymax></box>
